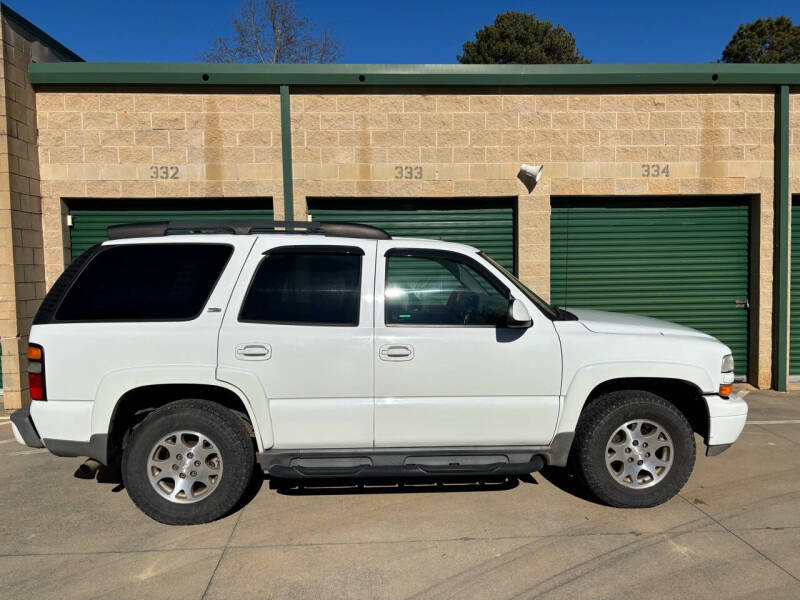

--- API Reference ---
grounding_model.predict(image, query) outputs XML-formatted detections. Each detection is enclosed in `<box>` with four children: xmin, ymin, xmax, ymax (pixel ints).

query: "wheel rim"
<box><xmin>605</xmin><ymin>419</ymin><xmax>674</xmax><ymax>489</ymax></box>
<box><xmin>146</xmin><ymin>430</ymin><xmax>223</xmax><ymax>504</ymax></box>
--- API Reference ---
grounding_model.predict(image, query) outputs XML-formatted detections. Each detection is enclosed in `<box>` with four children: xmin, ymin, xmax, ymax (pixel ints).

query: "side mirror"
<box><xmin>507</xmin><ymin>298</ymin><xmax>532</xmax><ymax>328</ymax></box>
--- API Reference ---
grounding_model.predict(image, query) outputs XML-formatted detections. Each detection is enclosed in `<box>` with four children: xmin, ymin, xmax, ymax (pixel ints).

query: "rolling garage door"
<box><xmin>790</xmin><ymin>200</ymin><xmax>800</xmax><ymax>375</ymax></box>
<box><xmin>308</xmin><ymin>199</ymin><xmax>516</xmax><ymax>273</ymax></box>
<box><xmin>69</xmin><ymin>207</ymin><xmax>274</xmax><ymax>261</ymax></box>
<box><xmin>551</xmin><ymin>198</ymin><xmax>750</xmax><ymax>378</ymax></box>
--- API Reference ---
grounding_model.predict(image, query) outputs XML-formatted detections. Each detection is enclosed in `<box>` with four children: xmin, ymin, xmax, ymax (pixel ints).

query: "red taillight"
<box><xmin>29</xmin><ymin>372</ymin><xmax>44</xmax><ymax>401</ymax></box>
<box><xmin>28</xmin><ymin>344</ymin><xmax>45</xmax><ymax>401</ymax></box>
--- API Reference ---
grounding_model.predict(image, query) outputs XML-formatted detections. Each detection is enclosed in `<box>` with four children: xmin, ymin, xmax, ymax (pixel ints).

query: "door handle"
<box><xmin>235</xmin><ymin>343</ymin><xmax>271</xmax><ymax>361</ymax></box>
<box><xmin>734</xmin><ymin>299</ymin><xmax>749</xmax><ymax>309</ymax></box>
<box><xmin>379</xmin><ymin>344</ymin><xmax>414</xmax><ymax>361</ymax></box>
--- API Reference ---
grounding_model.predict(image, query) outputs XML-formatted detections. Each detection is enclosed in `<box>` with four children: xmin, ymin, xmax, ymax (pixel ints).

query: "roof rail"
<box><xmin>106</xmin><ymin>220</ymin><xmax>391</xmax><ymax>241</ymax></box>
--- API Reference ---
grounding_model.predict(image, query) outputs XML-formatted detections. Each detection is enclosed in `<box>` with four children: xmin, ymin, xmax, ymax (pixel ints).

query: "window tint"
<box><xmin>56</xmin><ymin>244</ymin><xmax>232</xmax><ymax>321</ymax></box>
<box><xmin>240</xmin><ymin>253</ymin><xmax>362</xmax><ymax>325</ymax></box>
<box><xmin>385</xmin><ymin>255</ymin><xmax>508</xmax><ymax>326</ymax></box>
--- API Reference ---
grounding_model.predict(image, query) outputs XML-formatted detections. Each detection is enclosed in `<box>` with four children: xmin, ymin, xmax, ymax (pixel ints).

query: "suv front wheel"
<box><xmin>572</xmin><ymin>390</ymin><xmax>696</xmax><ymax>508</ymax></box>
<box><xmin>122</xmin><ymin>399</ymin><xmax>255</xmax><ymax>525</ymax></box>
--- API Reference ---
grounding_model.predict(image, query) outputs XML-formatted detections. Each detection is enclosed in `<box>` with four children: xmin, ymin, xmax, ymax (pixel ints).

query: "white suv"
<box><xmin>11</xmin><ymin>220</ymin><xmax>748</xmax><ymax>524</ymax></box>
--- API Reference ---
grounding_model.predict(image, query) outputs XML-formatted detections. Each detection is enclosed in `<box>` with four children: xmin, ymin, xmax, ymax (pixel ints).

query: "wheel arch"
<box><xmin>557</xmin><ymin>362</ymin><xmax>714</xmax><ymax>443</ymax></box>
<box><xmin>100</xmin><ymin>381</ymin><xmax>266</xmax><ymax>464</ymax></box>
<box><xmin>580</xmin><ymin>377</ymin><xmax>708</xmax><ymax>440</ymax></box>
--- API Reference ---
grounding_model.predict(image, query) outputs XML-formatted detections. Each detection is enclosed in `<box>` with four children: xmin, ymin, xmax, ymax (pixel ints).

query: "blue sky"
<box><xmin>12</xmin><ymin>0</ymin><xmax>800</xmax><ymax>63</ymax></box>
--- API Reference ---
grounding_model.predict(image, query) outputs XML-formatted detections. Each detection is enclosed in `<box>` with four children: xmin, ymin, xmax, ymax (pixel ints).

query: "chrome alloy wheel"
<box><xmin>605</xmin><ymin>419</ymin><xmax>674</xmax><ymax>489</ymax></box>
<box><xmin>146</xmin><ymin>430</ymin><xmax>223</xmax><ymax>504</ymax></box>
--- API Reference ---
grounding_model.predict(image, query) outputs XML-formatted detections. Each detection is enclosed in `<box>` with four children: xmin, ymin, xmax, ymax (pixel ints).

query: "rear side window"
<box><xmin>239</xmin><ymin>252</ymin><xmax>362</xmax><ymax>326</ymax></box>
<box><xmin>55</xmin><ymin>244</ymin><xmax>232</xmax><ymax>321</ymax></box>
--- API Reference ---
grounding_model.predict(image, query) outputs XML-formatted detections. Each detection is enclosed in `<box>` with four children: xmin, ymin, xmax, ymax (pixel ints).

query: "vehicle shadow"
<box><xmin>538</xmin><ymin>466</ymin><xmax>604</xmax><ymax>505</ymax></box>
<box><xmin>89</xmin><ymin>461</ymin><xmax>602</xmax><ymax>508</ymax></box>
<box><xmin>90</xmin><ymin>461</ymin><xmax>267</xmax><ymax>518</ymax></box>
<box><xmin>269</xmin><ymin>473</ymin><xmax>531</xmax><ymax>496</ymax></box>
<box><xmin>95</xmin><ymin>463</ymin><xmax>124</xmax><ymax>492</ymax></box>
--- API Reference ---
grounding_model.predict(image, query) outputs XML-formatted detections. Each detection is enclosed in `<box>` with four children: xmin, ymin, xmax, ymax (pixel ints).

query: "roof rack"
<box><xmin>106</xmin><ymin>220</ymin><xmax>392</xmax><ymax>241</ymax></box>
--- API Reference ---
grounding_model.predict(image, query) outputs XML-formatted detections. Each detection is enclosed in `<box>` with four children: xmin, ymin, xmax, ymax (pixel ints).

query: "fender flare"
<box><xmin>556</xmin><ymin>361</ymin><xmax>714</xmax><ymax>436</ymax></box>
<box><xmin>92</xmin><ymin>365</ymin><xmax>272</xmax><ymax>451</ymax></box>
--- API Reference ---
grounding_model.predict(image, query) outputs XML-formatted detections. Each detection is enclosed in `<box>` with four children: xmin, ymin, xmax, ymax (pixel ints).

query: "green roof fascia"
<box><xmin>28</xmin><ymin>62</ymin><xmax>800</xmax><ymax>88</ymax></box>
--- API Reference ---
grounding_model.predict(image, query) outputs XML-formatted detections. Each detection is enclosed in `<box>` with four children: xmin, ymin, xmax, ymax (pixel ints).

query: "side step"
<box><xmin>264</xmin><ymin>450</ymin><xmax>546</xmax><ymax>479</ymax></box>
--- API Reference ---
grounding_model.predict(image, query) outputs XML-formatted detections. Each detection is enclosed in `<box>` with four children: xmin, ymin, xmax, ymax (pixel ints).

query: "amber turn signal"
<box><xmin>719</xmin><ymin>384</ymin><xmax>733</xmax><ymax>397</ymax></box>
<box><xmin>27</xmin><ymin>345</ymin><xmax>42</xmax><ymax>361</ymax></box>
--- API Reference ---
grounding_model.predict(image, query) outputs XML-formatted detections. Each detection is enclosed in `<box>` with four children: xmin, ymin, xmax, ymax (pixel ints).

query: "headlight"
<box><xmin>721</xmin><ymin>354</ymin><xmax>734</xmax><ymax>373</ymax></box>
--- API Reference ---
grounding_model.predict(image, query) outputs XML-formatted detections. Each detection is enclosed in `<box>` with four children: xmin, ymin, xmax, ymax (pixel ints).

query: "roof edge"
<box><xmin>27</xmin><ymin>62</ymin><xmax>800</xmax><ymax>87</ymax></box>
<box><xmin>0</xmin><ymin>3</ymin><xmax>83</xmax><ymax>62</ymax></box>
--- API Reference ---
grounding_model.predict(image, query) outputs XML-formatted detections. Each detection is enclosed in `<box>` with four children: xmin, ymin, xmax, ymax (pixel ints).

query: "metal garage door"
<box><xmin>790</xmin><ymin>200</ymin><xmax>800</xmax><ymax>375</ymax></box>
<box><xmin>551</xmin><ymin>198</ymin><xmax>750</xmax><ymax>378</ymax></box>
<box><xmin>308</xmin><ymin>198</ymin><xmax>516</xmax><ymax>273</ymax></box>
<box><xmin>69</xmin><ymin>207</ymin><xmax>274</xmax><ymax>261</ymax></box>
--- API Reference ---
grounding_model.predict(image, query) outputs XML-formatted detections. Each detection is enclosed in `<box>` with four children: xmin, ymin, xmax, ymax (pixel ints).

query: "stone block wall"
<box><xmin>36</xmin><ymin>91</ymin><xmax>283</xmax><ymax>288</ymax></box>
<box><xmin>0</xmin><ymin>16</ymin><xmax>48</xmax><ymax>410</ymax></box>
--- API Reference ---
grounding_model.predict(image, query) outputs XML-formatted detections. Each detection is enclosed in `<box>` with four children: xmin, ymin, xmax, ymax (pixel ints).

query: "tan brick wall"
<box><xmin>0</xmin><ymin>17</ymin><xmax>49</xmax><ymax>410</ymax></box>
<box><xmin>36</xmin><ymin>91</ymin><xmax>283</xmax><ymax>287</ymax></box>
<box><xmin>34</xmin><ymin>87</ymin><xmax>778</xmax><ymax>387</ymax></box>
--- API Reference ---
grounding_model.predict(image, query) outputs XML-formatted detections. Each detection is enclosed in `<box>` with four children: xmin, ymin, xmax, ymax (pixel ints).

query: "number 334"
<box><xmin>641</xmin><ymin>164</ymin><xmax>670</xmax><ymax>177</ymax></box>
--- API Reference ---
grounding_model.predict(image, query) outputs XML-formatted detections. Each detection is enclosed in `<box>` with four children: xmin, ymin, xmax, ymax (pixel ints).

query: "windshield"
<box><xmin>478</xmin><ymin>252</ymin><xmax>559</xmax><ymax>320</ymax></box>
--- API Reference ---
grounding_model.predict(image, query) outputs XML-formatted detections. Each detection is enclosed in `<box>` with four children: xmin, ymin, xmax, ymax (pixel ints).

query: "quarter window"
<box><xmin>240</xmin><ymin>252</ymin><xmax>362</xmax><ymax>325</ymax></box>
<box><xmin>55</xmin><ymin>243</ymin><xmax>232</xmax><ymax>321</ymax></box>
<box><xmin>385</xmin><ymin>254</ymin><xmax>508</xmax><ymax>326</ymax></box>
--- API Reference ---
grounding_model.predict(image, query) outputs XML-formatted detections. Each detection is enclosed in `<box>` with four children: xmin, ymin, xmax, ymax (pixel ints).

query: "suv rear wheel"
<box><xmin>572</xmin><ymin>390</ymin><xmax>696</xmax><ymax>508</ymax></box>
<box><xmin>122</xmin><ymin>399</ymin><xmax>255</xmax><ymax>525</ymax></box>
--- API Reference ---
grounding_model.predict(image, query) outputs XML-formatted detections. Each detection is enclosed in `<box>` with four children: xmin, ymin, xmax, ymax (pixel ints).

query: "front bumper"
<box><xmin>703</xmin><ymin>392</ymin><xmax>748</xmax><ymax>456</ymax></box>
<box><xmin>10</xmin><ymin>406</ymin><xmax>45</xmax><ymax>449</ymax></box>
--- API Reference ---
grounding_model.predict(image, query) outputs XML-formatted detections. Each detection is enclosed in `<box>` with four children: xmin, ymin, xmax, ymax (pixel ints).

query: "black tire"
<box><xmin>571</xmin><ymin>390</ymin><xmax>695</xmax><ymax>508</ymax></box>
<box><xmin>122</xmin><ymin>399</ymin><xmax>255</xmax><ymax>525</ymax></box>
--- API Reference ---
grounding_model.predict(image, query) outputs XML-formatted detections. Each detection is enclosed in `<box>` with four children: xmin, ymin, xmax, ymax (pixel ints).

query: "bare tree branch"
<box><xmin>199</xmin><ymin>0</ymin><xmax>342</xmax><ymax>64</ymax></box>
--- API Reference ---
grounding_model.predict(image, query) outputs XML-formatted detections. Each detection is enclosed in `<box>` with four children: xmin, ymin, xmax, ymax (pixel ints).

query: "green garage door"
<box><xmin>551</xmin><ymin>198</ymin><xmax>750</xmax><ymax>378</ymax></box>
<box><xmin>790</xmin><ymin>200</ymin><xmax>800</xmax><ymax>375</ymax></box>
<box><xmin>308</xmin><ymin>199</ymin><xmax>516</xmax><ymax>273</ymax></box>
<box><xmin>69</xmin><ymin>207</ymin><xmax>274</xmax><ymax>261</ymax></box>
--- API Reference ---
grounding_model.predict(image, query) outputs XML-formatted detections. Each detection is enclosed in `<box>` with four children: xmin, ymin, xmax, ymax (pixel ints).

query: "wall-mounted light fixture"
<box><xmin>517</xmin><ymin>164</ymin><xmax>544</xmax><ymax>193</ymax></box>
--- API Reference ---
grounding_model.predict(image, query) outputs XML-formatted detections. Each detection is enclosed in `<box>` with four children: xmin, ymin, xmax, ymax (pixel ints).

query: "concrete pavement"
<box><xmin>1</xmin><ymin>387</ymin><xmax>799</xmax><ymax>599</ymax></box>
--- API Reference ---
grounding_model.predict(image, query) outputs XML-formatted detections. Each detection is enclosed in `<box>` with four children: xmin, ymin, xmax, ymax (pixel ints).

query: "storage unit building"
<box><xmin>1</xmin><ymin>14</ymin><xmax>799</xmax><ymax>410</ymax></box>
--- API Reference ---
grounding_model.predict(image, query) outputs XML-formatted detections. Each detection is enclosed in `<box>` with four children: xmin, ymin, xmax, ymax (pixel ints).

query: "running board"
<box><xmin>260</xmin><ymin>446</ymin><xmax>553</xmax><ymax>479</ymax></box>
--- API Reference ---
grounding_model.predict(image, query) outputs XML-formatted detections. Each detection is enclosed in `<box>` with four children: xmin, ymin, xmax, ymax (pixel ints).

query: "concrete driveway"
<box><xmin>1</xmin><ymin>388</ymin><xmax>799</xmax><ymax>599</ymax></box>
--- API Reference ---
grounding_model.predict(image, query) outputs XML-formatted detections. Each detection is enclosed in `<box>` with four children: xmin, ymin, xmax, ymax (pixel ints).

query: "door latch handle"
<box><xmin>734</xmin><ymin>299</ymin><xmax>749</xmax><ymax>309</ymax></box>
<box><xmin>379</xmin><ymin>344</ymin><xmax>414</xmax><ymax>361</ymax></box>
<box><xmin>235</xmin><ymin>343</ymin><xmax>271</xmax><ymax>361</ymax></box>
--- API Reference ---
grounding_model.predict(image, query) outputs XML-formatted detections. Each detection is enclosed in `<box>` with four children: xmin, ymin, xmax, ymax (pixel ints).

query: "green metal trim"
<box><xmin>28</xmin><ymin>62</ymin><xmax>800</xmax><ymax>88</ymax></box>
<box><xmin>774</xmin><ymin>86</ymin><xmax>790</xmax><ymax>391</ymax></box>
<box><xmin>0</xmin><ymin>3</ymin><xmax>83</xmax><ymax>62</ymax></box>
<box><xmin>280</xmin><ymin>85</ymin><xmax>294</xmax><ymax>221</ymax></box>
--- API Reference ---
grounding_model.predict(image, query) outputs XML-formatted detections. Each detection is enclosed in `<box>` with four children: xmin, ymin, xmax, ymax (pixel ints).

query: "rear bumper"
<box><xmin>703</xmin><ymin>392</ymin><xmax>748</xmax><ymax>456</ymax></box>
<box><xmin>10</xmin><ymin>406</ymin><xmax>45</xmax><ymax>449</ymax></box>
<box><xmin>10</xmin><ymin>405</ymin><xmax>108</xmax><ymax>463</ymax></box>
